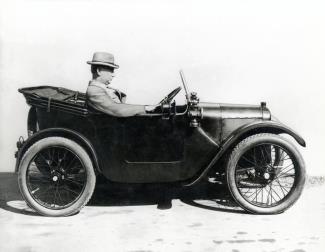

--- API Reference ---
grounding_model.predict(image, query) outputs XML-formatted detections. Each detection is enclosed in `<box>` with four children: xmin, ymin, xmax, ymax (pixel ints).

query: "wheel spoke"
<box><xmin>253</xmin><ymin>187</ymin><xmax>263</xmax><ymax>202</ymax></box>
<box><xmin>279</xmin><ymin>163</ymin><xmax>294</xmax><ymax>173</ymax></box>
<box><xmin>38</xmin><ymin>152</ymin><xmax>50</xmax><ymax>165</ymax></box>
<box><xmin>241</xmin><ymin>188</ymin><xmax>254</xmax><ymax>197</ymax></box>
<box><xmin>265</xmin><ymin>185</ymin><xmax>272</xmax><ymax>205</ymax></box>
<box><xmin>29</xmin><ymin>174</ymin><xmax>51</xmax><ymax>180</ymax></box>
<box><xmin>61</xmin><ymin>150</ymin><xmax>68</xmax><ymax>170</ymax></box>
<box><xmin>62</xmin><ymin>187</ymin><xmax>80</xmax><ymax>196</ymax></box>
<box><xmin>64</xmin><ymin>178</ymin><xmax>84</xmax><ymax>187</ymax></box>
<box><xmin>281</xmin><ymin>152</ymin><xmax>289</xmax><ymax>161</ymax></box>
<box><xmin>277</xmin><ymin>173</ymin><xmax>295</xmax><ymax>179</ymax></box>
<box><xmin>253</xmin><ymin>147</ymin><xmax>257</xmax><ymax>166</ymax></box>
<box><xmin>276</xmin><ymin>179</ymin><xmax>290</xmax><ymax>193</ymax></box>
<box><xmin>240</xmin><ymin>155</ymin><xmax>256</xmax><ymax>167</ymax></box>
<box><xmin>28</xmin><ymin>178</ymin><xmax>52</xmax><ymax>184</ymax></box>
<box><xmin>272</xmin><ymin>182</ymin><xmax>292</xmax><ymax>190</ymax></box>
<box><xmin>260</xmin><ymin>145</ymin><xmax>268</xmax><ymax>165</ymax></box>
<box><xmin>274</xmin><ymin>179</ymin><xmax>287</xmax><ymax>197</ymax></box>
<box><xmin>236</xmin><ymin>165</ymin><xmax>255</xmax><ymax>172</ymax></box>
<box><xmin>270</xmin><ymin>188</ymin><xmax>276</xmax><ymax>204</ymax></box>
<box><xmin>30</xmin><ymin>162</ymin><xmax>49</xmax><ymax>168</ymax></box>
<box><xmin>34</xmin><ymin>185</ymin><xmax>53</xmax><ymax>196</ymax></box>
<box><xmin>53</xmin><ymin>184</ymin><xmax>59</xmax><ymax>206</ymax></box>
<box><xmin>57</xmin><ymin>187</ymin><xmax>64</xmax><ymax>206</ymax></box>
<box><xmin>261</xmin><ymin>185</ymin><xmax>264</xmax><ymax>203</ymax></box>
<box><xmin>65</xmin><ymin>155</ymin><xmax>77</xmax><ymax>171</ymax></box>
<box><xmin>277</xmin><ymin>167</ymin><xmax>294</xmax><ymax>177</ymax></box>
<box><xmin>269</xmin><ymin>182</ymin><xmax>282</xmax><ymax>200</ymax></box>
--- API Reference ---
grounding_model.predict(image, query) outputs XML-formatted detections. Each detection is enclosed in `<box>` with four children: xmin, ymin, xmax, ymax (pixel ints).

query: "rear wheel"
<box><xmin>226</xmin><ymin>133</ymin><xmax>305</xmax><ymax>214</ymax></box>
<box><xmin>18</xmin><ymin>137</ymin><xmax>96</xmax><ymax>217</ymax></box>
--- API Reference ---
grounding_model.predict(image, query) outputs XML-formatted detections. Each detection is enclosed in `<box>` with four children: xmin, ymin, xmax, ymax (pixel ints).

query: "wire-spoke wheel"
<box><xmin>18</xmin><ymin>137</ymin><xmax>96</xmax><ymax>217</ymax></box>
<box><xmin>226</xmin><ymin>133</ymin><xmax>305</xmax><ymax>214</ymax></box>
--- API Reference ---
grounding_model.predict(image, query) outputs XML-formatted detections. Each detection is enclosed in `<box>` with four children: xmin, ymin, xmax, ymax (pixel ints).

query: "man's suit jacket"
<box><xmin>86</xmin><ymin>80</ymin><xmax>145</xmax><ymax>117</ymax></box>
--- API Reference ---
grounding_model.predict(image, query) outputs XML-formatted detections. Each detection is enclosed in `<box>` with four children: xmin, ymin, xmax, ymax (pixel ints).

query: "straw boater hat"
<box><xmin>87</xmin><ymin>52</ymin><xmax>119</xmax><ymax>69</ymax></box>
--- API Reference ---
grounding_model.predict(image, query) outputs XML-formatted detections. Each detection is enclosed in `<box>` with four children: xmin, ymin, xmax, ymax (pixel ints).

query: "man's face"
<box><xmin>98</xmin><ymin>66</ymin><xmax>115</xmax><ymax>84</ymax></box>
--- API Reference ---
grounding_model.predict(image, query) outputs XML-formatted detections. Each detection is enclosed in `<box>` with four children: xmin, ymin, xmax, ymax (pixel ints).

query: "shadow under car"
<box><xmin>0</xmin><ymin>172</ymin><xmax>244</xmax><ymax>216</ymax></box>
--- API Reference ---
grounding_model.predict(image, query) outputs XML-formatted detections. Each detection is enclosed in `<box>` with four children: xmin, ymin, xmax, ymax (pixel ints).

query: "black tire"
<box><xmin>226</xmin><ymin>133</ymin><xmax>305</xmax><ymax>214</ymax></box>
<box><xmin>18</xmin><ymin>137</ymin><xmax>96</xmax><ymax>217</ymax></box>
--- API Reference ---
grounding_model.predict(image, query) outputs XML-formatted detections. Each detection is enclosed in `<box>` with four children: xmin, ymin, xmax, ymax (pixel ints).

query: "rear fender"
<box><xmin>15</xmin><ymin>128</ymin><xmax>101</xmax><ymax>174</ymax></box>
<box><xmin>184</xmin><ymin>120</ymin><xmax>306</xmax><ymax>186</ymax></box>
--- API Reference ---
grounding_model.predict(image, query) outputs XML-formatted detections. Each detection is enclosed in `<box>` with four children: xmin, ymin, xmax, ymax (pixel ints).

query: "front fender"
<box><xmin>222</xmin><ymin>120</ymin><xmax>306</xmax><ymax>148</ymax></box>
<box><xmin>184</xmin><ymin>120</ymin><xmax>306</xmax><ymax>186</ymax></box>
<box><xmin>15</xmin><ymin>128</ymin><xmax>101</xmax><ymax>174</ymax></box>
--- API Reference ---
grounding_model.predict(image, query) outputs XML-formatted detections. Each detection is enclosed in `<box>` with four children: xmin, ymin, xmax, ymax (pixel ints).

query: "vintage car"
<box><xmin>15</xmin><ymin>71</ymin><xmax>306</xmax><ymax>217</ymax></box>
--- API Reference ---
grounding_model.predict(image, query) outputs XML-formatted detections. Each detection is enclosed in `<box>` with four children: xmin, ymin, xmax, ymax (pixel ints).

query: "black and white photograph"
<box><xmin>0</xmin><ymin>0</ymin><xmax>324</xmax><ymax>251</ymax></box>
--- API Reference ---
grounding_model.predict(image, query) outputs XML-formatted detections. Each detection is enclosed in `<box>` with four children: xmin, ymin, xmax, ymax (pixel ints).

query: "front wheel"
<box><xmin>18</xmin><ymin>137</ymin><xmax>96</xmax><ymax>217</ymax></box>
<box><xmin>226</xmin><ymin>133</ymin><xmax>305</xmax><ymax>214</ymax></box>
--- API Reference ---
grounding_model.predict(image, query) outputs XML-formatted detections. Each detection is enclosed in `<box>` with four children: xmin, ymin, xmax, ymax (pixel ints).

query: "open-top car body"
<box><xmin>15</xmin><ymin>71</ymin><xmax>306</xmax><ymax>216</ymax></box>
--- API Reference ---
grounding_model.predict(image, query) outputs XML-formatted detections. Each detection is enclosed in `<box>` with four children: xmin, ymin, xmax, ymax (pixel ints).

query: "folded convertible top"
<box><xmin>19</xmin><ymin>86</ymin><xmax>89</xmax><ymax>116</ymax></box>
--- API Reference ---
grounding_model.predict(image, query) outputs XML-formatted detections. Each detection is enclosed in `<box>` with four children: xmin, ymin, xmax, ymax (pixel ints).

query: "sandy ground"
<box><xmin>0</xmin><ymin>173</ymin><xmax>324</xmax><ymax>252</ymax></box>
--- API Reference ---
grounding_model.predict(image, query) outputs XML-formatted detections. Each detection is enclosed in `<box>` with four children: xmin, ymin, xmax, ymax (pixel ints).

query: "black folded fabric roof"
<box><xmin>19</xmin><ymin>86</ymin><xmax>89</xmax><ymax>116</ymax></box>
<box><xmin>19</xmin><ymin>86</ymin><xmax>77</xmax><ymax>101</ymax></box>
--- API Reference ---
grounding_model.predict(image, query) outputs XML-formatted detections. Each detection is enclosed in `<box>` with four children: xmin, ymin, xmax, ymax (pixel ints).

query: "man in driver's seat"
<box><xmin>86</xmin><ymin>52</ymin><xmax>158</xmax><ymax>117</ymax></box>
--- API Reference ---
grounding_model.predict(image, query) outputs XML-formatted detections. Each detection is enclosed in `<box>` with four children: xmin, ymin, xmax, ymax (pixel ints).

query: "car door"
<box><xmin>118</xmin><ymin>114</ymin><xmax>187</xmax><ymax>183</ymax></box>
<box><xmin>124</xmin><ymin>116</ymin><xmax>185</xmax><ymax>162</ymax></box>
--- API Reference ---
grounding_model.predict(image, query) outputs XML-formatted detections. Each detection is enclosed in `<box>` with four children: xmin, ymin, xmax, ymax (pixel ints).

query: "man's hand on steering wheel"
<box><xmin>144</xmin><ymin>104</ymin><xmax>161</xmax><ymax>113</ymax></box>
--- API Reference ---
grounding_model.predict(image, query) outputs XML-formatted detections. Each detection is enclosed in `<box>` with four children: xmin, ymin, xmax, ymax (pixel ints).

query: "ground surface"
<box><xmin>0</xmin><ymin>173</ymin><xmax>324</xmax><ymax>252</ymax></box>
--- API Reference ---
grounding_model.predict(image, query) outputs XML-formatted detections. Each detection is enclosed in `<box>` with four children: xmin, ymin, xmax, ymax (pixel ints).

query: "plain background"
<box><xmin>0</xmin><ymin>0</ymin><xmax>324</xmax><ymax>174</ymax></box>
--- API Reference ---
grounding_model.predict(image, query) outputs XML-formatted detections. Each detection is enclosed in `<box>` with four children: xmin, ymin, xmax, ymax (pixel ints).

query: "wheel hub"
<box><xmin>51</xmin><ymin>169</ymin><xmax>65</xmax><ymax>182</ymax></box>
<box><xmin>263</xmin><ymin>173</ymin><xmax>270</xmax><ymax>180</ymax></box>
<box><xmin>257</xmin><ymin>164</ymin><xmax>276</xmax><ymax>180</ymax></box>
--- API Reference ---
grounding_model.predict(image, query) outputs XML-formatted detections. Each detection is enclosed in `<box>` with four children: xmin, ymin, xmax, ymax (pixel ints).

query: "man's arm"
<box><xmin>87</xmin><ymin>85</ymin><xmax>146</xmax><ymax>117</ymax></box>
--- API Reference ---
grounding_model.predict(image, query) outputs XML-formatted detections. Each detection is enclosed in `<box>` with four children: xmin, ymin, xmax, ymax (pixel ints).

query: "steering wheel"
<box><xmin>158</xmin><ymin>86</ymin><xmax>182</xmax><ymax>104</ymax></box>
